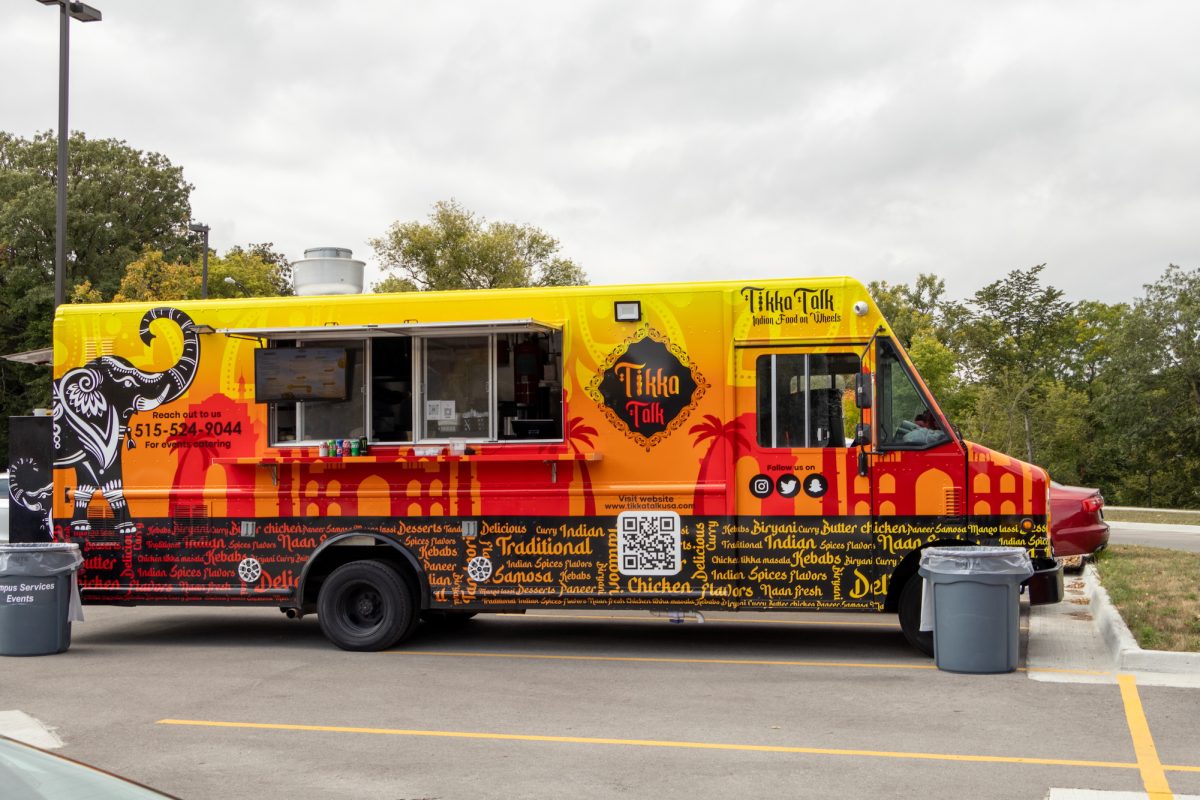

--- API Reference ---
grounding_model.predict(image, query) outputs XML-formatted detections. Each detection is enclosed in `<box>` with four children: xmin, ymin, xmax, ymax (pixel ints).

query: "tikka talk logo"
<box><xmin>589</xmin><ymin>328</ymin><xmax>707</xmax><ymax>450</ymax></box>
<box><xmin>741</xmin><ymin>286</ymin><xmax>840</xmax><ymax>325</ymax></box>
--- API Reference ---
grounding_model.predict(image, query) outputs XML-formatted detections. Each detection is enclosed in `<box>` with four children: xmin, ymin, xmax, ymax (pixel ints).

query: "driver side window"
<box><xmin>877</xmin><ymin>339</ymin><xmax>948</xmax><ymax>449</ymax></box>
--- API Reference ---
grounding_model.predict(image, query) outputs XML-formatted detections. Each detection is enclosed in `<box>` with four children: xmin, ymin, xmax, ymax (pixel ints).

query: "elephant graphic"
<box><xmin>9</xmin><ymin>456</ymin><xmax>54</xmax><ymax>541</ymax></box>
<box><xmin>53</xmin><ymin>307</ymin><xmax>201</xmax><ymax>534</ymax></box>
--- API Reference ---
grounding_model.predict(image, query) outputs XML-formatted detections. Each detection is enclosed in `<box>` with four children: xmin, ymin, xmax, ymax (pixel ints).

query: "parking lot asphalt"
<box><xmin>3</xmin><ymin>603</ymin><xmax>1200</xmax><ymax>799</ymax></box>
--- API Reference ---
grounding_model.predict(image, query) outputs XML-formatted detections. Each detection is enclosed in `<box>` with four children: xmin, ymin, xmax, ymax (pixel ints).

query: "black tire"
<box><xmin>898</xmin><ymin>575</ymin><xmax>934</xmax><ymax>657</ymax></box>
<box><xmin>317</xmin><ymin>560</ymin><xmax>416</xmax><ymax>651</ymax></box>
<box><xmin>421</xmin><ymin>610</ymin><xmax>478</xmax><ymax>627</ymax></box>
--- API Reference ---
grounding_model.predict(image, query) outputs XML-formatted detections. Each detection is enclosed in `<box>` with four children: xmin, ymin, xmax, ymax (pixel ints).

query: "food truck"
<box><xmin>12</xmin><ymin>275</ymin><xmax>1062</xmax><ymax>652</ymax></box>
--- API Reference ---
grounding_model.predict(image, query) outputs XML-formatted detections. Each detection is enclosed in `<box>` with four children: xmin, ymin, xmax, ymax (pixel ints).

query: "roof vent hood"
<box><xmin>292</xmin><ymin>247</ymin><xmax>365</xmax><ymax>296</ymax></box>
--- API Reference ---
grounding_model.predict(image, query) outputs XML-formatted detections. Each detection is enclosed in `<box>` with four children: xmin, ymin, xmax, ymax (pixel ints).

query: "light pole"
<box><xmin>223</xmin><ymin>275</ymin><xmax>249</xmax><ymax>296</ymax></box>
<box><xmin>189</xmin><ymin>222</ymin><xmax>210</xmax><ymax>298</ymax></box>
<box><xmin>37</xmin><ymin>0</ymin><xmax>102</xmax><ymax>312</ymax></box>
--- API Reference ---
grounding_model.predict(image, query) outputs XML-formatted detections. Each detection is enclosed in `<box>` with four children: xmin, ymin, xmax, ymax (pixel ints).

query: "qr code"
<box><xmin>617</xmin><ymin>511</ymin><xmax>681</xmax><ymax>576</ymax></box>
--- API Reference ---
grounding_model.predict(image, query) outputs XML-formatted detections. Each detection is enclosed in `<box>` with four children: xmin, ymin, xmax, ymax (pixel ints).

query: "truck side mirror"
<box><xmin>855</xmin><ymin>372</ymin><xmax>872</xmax><ymax>409</ymax></box>
<box><xmin>854</xmin><ymin>422</ymin><xmax>871</xmax><ymax>477</ymax></box>
<box><xmin>855</xmin><ymin>422</ymin><xmax>870</xmax><ymax>446</ymax></box>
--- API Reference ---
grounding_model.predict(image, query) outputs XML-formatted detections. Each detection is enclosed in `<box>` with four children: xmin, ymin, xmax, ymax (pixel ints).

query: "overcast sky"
<box><xmin>4</xmin><ymin>1</ymin><xmax>1197</xmax><ymax>303</ymax></box>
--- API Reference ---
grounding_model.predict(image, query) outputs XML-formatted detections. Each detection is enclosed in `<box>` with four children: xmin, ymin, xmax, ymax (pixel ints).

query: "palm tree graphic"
<box><xmin>688</xmin><ymin>414</ymin><xmax>748</xmax><ymax>514</ymax></box>
<box><xmin>566</xmin><ymin>416</ymin><xmax>599</xmax><ymax>515</ymax></box>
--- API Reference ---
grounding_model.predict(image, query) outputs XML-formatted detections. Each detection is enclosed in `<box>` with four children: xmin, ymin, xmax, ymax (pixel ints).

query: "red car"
<box><xmin>1050</xmin><ymin>481</ymin><xmax>1110</xmax><ymax>567</ymax></box>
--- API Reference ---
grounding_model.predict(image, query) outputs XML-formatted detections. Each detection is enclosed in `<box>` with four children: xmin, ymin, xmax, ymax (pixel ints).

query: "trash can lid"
<box><xmin>0</xmin><ymin>542</ymin><xmax>80</xmax><ymax>553</ymax></box>
<box><xmin>918</xmin><ymin>546</ymin><xmax>1034</xmax><ymax>577</ymax></box>
<box><xmin>0</xmin><ymin>542</ymin><xmax>83</xmax><ymax>575</ymax></box>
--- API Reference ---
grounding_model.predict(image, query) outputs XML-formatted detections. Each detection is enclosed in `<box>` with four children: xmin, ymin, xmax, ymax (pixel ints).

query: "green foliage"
<box><xmin>963</xmin><ymin>265</ymin><xmax>1074</xmax><ymax>378</ymax></box>
<box><xmin>207</xmin><ymin>243</ymin><xmax>293</xmax><ymax>298</ymax></box>
<box><xmin>0</xmin><ymin>131</ymin><xmax>195</xmax><ymax>458</ymax></box>
<box><xmin>868</xmin><ymin>273</ymin><xmax>949</xmax><ymax>349</ymax></box>
<box><xmin>113</xmin><ymin>245</ymin><xmax>293</xmax><ymax>302</ymax></box>
<box><xmin>113</xmin><ymin>248</ymin><xmax>199</xmax><ymax>302</ymax></box>
<box><xmin>1093</xmin><ymin>265</ymin><xmax>1200</xmax><ymax>507</ymax></box>
<box><xmin>875</xmin><ymin>264</ymin><xmax>1200</xmax><ymax>509</ymax></box>
<box><xmin>370</xmin><ymin>200</ymin><xmax>587</xmax><ymax>292</ymax></box>
<box><xmin>0</xmin><ymin>131</ymin><xmax>194</xmax><ymax>304</ymax></box>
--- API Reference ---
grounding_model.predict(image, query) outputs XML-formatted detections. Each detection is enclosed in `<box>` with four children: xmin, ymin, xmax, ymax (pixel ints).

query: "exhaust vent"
<box><xmin>292</xmin><ymin>247</ymin><xmax>365</xmax><ymax>296</ymax></box>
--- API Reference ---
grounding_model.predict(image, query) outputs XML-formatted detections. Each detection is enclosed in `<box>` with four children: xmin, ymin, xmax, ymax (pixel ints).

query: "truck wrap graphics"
<box><xmin>29</xmin><ymin>275</ymin><xmax>1058</xmax><ymax>650</ymax></box>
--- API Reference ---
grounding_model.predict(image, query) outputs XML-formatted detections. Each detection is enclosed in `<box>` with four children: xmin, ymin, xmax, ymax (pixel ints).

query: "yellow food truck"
<box><xmin>17</xmin><ymin>275</ymin><xmax>1061</xmax><ymax>652</ymax></box>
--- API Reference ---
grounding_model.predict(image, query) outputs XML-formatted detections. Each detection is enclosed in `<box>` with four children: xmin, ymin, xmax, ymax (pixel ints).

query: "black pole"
<box><xmin>54</xmin><ymin>3</ymin><xmax>69</xmax><ymax>311</ymax></box>
<box><xmin>190</xmin><ymin>221</ymin><xmax>210</xmax><ymax>298</ymax></box>
<box><xmin>201</xmin><ymin>227</ymin><xmax>209</xmax><ymax>299</ymax></box>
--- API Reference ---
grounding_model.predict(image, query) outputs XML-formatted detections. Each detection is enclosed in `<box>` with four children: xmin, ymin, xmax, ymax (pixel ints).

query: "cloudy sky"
<box><xmin>4</xmin><ymin>1</ymin><xmax>1197</xmax><ymax>303</ymax></box>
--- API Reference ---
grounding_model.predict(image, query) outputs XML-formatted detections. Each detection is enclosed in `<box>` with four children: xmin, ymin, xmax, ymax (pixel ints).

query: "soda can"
<box><xmin>318</xmin><ymin>441</ymin><xmax>329</xmax><ymax>458</ymax></box>
<box><xmin>358</xmin><ymin>436</ymin><xmax>369</xmax><ymax>456</ymax></box>
<box><xmin>336</xmin><ymin>439</ymin><xmax>344</xmax><ymax>457</ymax></box>
<box><xmin>350</xmin><ymin>440</ymin><xmax>360</xmax><ymax>457</ymax></box>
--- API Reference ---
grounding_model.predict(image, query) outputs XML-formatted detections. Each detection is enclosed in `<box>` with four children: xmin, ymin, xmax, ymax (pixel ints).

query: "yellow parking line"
<box><xmin>520</xmin><ymin>612</ymin><xmax>901</xmax><ymax>628</ymax></box>
<box><xmin>392</xmin><ymin>648</ymin><xmax>1110</xmax><ymax>677</ymax></box>
<box><xmin>1117</xmin><ymin>674</ymin><xmax>1173</xmax><ymax>799</ymax></box>
<box><xmin>395</xmin><ymin>649</ymin><xmax>938</xmax><ymax>670</ymax></box>
<box><xmin>157</xmin><ymin>718</ymin><xmax>1152</xmax><ymax>772</ymax></box>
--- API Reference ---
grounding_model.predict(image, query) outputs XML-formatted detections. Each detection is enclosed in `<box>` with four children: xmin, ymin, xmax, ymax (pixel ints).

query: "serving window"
<box><xmin>253</xmin><ymin>323</ymin><xmax>563</xmax><ymax>446</ymax></box>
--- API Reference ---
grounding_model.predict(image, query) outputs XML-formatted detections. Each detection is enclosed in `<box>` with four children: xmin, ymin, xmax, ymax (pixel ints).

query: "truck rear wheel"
<box><xmin>898</xmin><ymin>575</ymin><xmax>934</xmax><ymax>657</ymax></box>
<box><xmin>318</xmin><ymin>560</ymin><xmax>416</xmax><ymax>651</ymax></box>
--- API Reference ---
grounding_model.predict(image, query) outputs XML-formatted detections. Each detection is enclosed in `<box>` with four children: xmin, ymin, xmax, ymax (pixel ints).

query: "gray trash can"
<box><xmin>0</xmin><ymin>543</ymin><xmax>84</xmax><ymax>656</ymax></box>
<box><xmin>918</xmin><ymin>546</ymin><xmax>1033</xmax><ymax>674</ymax></box>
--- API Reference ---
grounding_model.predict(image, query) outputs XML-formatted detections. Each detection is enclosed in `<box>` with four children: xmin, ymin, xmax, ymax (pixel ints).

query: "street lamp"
<box><xmin>37</xmin><ymin>0</ymin><xmax>103</xmax><ymax>311</ymax></box>
<box><xmin>188</xmin><ymin>222</ymin><xmax>210</xmax><ymax>299</ymax></box>
<box><xmin>223</xmin><ymin>275</ymin><xmax>249</xmax><ymax>296</ymax></box>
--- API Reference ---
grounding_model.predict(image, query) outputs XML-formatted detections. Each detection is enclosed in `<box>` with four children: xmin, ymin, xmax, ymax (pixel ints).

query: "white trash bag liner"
<box><xmin>919</xmin><ymin>546</ymin><xmax>1034</xmax><ymax>577</ymax></box>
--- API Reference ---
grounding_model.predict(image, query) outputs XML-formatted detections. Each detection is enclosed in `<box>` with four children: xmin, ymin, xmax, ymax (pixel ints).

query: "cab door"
<box><xmin>732</xmin><ymin>345</ymin><xmax>876</xmax><ymax>610</ymax></box>
<box><xmin>867</xmin><ymin>337</ymin><xmax>968</xmax><ymax>583</ymax></box>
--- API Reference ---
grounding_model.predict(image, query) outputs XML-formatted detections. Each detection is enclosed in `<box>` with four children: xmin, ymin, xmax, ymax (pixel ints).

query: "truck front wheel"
<box><xmin>318</xmin><ymin>560</ymin><xmax>416</xmax><ymax>651</ymax></box>
<box><xmin>898</xmin><ymin>575</ymin><xmax>934</xmax><ymax>657</ymax></box>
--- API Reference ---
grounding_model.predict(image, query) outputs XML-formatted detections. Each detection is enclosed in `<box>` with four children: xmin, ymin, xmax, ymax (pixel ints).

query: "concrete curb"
<box><xmin>1085</xmin><ymin>564</ymin><xmax>1200</xmax><ymax>673</ymax></box>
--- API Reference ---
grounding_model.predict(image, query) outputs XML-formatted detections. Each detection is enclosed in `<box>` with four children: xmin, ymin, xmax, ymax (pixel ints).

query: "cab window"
<box><xmin>876</xmin><ymin>339</ymin><xmax>948</xmax><ymax>449</ymax></box>
<box><xmin>756</xmin><ymin>353</ymin><xmax>859</xmax><ymax>448</ymax></box>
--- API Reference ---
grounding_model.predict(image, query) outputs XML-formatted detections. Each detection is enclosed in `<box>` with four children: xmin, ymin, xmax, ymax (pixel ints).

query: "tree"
<box><xmin>956</xmin><ymin>265</ymin><xmax>1075</xmax><ymax>463</ymax></box>
<box><xmin>112</xmin><ymin>244</ymin><xmax>293</xmax><ymax>302</ymax></box>
<box><xmin>960</xmin><ymin>265</ymin><xmax>1074</xmax><ymax>379</ymax></box>
<box><xmin>0</xmin><ymin>131</ymin><xmax>194</xmax><ymax>304</ymax></box>
<box><xmin>370</xmin><ymin>200</ymin><xmax>586</xmax><ymax>292</ymax></box>
<box><xmin>868</xmin><ymin>273</ymin><xmax>950</xmax><ymax>349</ymax></box>
<box><xmin>112</xmin><ymin>248</ymin><xmax>198</xmax><ymax>302</ymax></box>
<box><xmin>0</xmin><ymin>131</ymin><xmax>195</xmax><ymax>456</ymax></box>
<box><xmin>1093</xmin><ymin>265</ymin><xmax>1200</xmax><ymax>507</ymax></box>
<box><xmin>869</xmin><ymin>274</ymin><xmax>970</xmax><ymax>423</ymax></box>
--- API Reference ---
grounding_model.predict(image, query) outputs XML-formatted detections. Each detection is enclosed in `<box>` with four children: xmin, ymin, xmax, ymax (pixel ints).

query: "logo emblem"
<box><xmin>750</xmin><ymin>474</ymin><xmax>774</xmax><ymax>499</ymax></box>
<box><xmin>467</xmin><ymin>556</ymin><xmax>493</xmax><ymax>583</ymax></box>
<box><xmin>776</xmin><ymin>474</ymin><xmax>801</xmax><ymax>498</ymax></box>
<box><xmin>237</xmin><ymin>558</ymin><xmax>262</xmax><ymax>583</ymax></box>
<box><xmin>802</xmin><ymin>474</ymin><xmax>829</xmax><ymax>498</ymax></box>
<box><xmin>588</xmin><ymin>328</ymin><xmax>707</xmax><ymax>450</ymax></box>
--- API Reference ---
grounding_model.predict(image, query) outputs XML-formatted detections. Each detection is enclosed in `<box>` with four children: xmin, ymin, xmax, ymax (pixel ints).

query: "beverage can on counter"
<box><xmin>318</xmin><ymin>441</ymin><xmax>329</xmax><ymax>458</ymax></box>
<box><xmin>358</xmin><ymin>436</ymin><xmax>369</xmax><ymax>456</ymax></box>
<box><xmin>335</xmin><ymin>439</ymin><xmax>344</xmax><ymax>457</ymax></box>
<box><xmin>349</xmin><ymin>440</ymin><xmax>360</xmax><ymax>457</ymax></box>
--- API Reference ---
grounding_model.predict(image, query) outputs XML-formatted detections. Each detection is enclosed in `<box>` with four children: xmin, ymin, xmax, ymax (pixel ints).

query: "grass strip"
<box><xmin>1095</xmin><ymin>545</ymin><xmax>1200</xmax><ymax>652</ymax></box>
<box><xmin>1105</xmin><ymin>508</ymin><xmax>1200</xmax><ymax>525</ymax></box>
